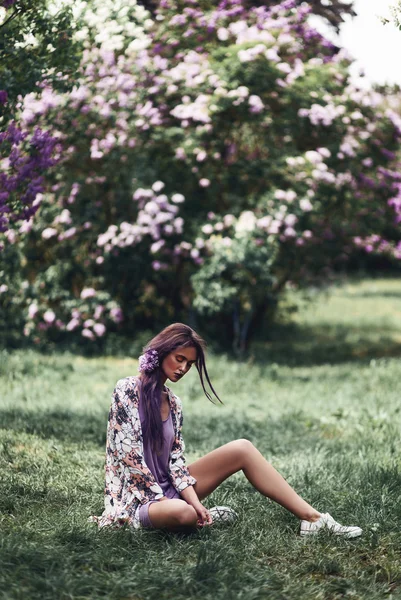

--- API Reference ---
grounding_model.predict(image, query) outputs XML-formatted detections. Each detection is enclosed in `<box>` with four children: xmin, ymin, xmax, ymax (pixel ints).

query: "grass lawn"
<box><xmin>1</xmin><ymin>277</ymin><xmax>401</xmax><ymax>600</ymax></box>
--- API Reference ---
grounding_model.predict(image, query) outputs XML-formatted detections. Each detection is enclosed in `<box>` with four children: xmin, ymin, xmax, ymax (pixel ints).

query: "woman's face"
<box><xmin>162</xmin><ymin>345</ymin><xmax>197</xmax><ymax>383</ymax></box>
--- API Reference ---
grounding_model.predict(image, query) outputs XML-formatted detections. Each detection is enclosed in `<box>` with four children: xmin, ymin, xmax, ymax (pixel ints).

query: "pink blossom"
<box><xmin>0</xmin><ymin>284</ymin><xmax>8</xmax><ymax>294</ymax></box>
<box><xmin>201</xmin><ymin>224</ymin><xmax>213</xmax><ymax>235</ymax></box>
<box><xmin>94</xmin><ymin>305</ymin><xmax>105</xmax><ymax>320</ymax></box>
<box><xmin>265</xmin><ymin>48</ymin><xmax>280</xmax><ymax>62</ymax></box>
<box><xmin>199</xmin><ymin>178</ymin><xmax>210</xmax><ymax>187</ymax></box>
<box><xmin>284</xmin><ymin>227</ymin><xmax>296</xmax><ymax>237</ymax></box>
<box><xmin>19</xmin><ymin>219</ymin><xmax>33</xmax><ymax>234</ymax></box>
<box><xmin>300</xmin><ymin>198</ymin><xmax>313</xmax><ymax>212</ymax></box>
<box><xmin>151</xmin><ymin>240</ymin><xmax>165</xmax><ymax>253</ymax></box>
<box><xmin>82</xmin><ymin>328</ymin><xmax>95</xmax><ymax>341</ymax></box>
<box><xmin>28</xmin><ymin>303</ymin><xmax>39</xmax><ymax>319</ymax></box>
<box><xmin>110</xmin><ymin>307</ymin><xmax>123</xmax><ymax>323</ymax></box>
<box><xmin>43</xmin><ymin>310</ymin><xmax>56</xmax><ymax>324</ymax></box>
<box><xmin>175</xmin><ymin>147</ymin><xmax>186</xmax><ymax>159</ymax></box>
<box><xmin>66</xmin><ymin>318</ymin><xmax>80</xmax><ymax>331</ymax></box>
<box><xmin>152</xmin><ymin>181</ymin><xmax>165</xmax><ymax>192</ymax></box>
<box><xmin>171</xmin><ymin>193</ymin><xmax>185</xmax><ymax>203</ymax></box>
<box><xmin>42</xmin><ymin>228</ymin><xmax>58</xmax><ymax>240</ymax></box>
<box><xmin>284</xmin><ymin>214</ymin><xmax>298</xmax><ymax>227</ymax></box>
<box><xmin>54</xmin><ymin>209</ymin><xmax>72</xmax><ymax>225</ymax></box>
<box><xmin>257</xmin><ymin>216</ymin><xmax>272</xmax><ymax>229</ymax></box>
<box><xmin>64</xmin><ymin>227</ymin><xmax>77</xmax><ymax>239</ymax></box>
<box><xmin>80</xmin><ymin>287</ymin><xmax>96</xmax><ymax>299</ymax></box>
<box><xmin>248</xmin><ymin>95</ymin><xmax>264</xmax><ymax>114</ymax></box>
<box><xmin>362</xmin><ymin>157</ymin><xmax>373</xmax><ymax>168</ymax></box>
<box><xmin>217</xmin><ymin>28</ymin><xmax>229</xmax><ymax>41</ymax></box>
<box><xmin>317</xmin><ymin>147</ymin><xmax>331</xmax><ymax>158</ymax></box>
<box><xmin>93</xmin><ymin>323</ymin><xmax>106</xmax><ymax>337</ymax></box>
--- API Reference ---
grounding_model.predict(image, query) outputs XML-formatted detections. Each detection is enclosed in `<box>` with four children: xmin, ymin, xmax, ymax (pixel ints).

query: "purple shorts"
<box><xmin>137</xmin><ymin>488</ymin><xmax>182</xmax><ymax>529</ymax></box>
<box><xmin>138</xmin><ymin>500</ymin><xmax>159</xmax><ymax>528</ymax></box>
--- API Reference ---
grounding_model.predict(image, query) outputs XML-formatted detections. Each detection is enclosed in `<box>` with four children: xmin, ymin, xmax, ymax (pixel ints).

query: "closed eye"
<box><xmin>176</xmin><ymin>355</ymin><xmax>195</xmax><ymax>366</ymax></box>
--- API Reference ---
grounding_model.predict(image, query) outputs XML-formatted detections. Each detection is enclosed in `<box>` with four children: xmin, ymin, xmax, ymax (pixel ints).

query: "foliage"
<box><xmin>1</xmin><ymin>0</ymin><xmax>401</xmax><ymax>350</ymax></box>
<box><xmin>0</xmin><ymin>0</ymin><xmax>82</xmax><ymax>117</ymax></box>
<box><xmin>0</xmin><ymin>0</ymin><xmax>84</xmax><ymax>232</ymax></box>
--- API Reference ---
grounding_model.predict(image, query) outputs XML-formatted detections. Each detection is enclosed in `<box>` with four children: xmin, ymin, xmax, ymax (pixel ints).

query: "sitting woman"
<box><xmin>93</xmin><ymin>323</ymin><xmax>362</xmax><ymax>537</ymax></box>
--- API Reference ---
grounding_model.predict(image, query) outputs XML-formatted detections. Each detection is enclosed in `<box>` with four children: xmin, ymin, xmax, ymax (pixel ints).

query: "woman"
<box><xmin>94</xmin><ymin>323</ymin><xmax>362</xmax><ymax>537</ymax></box>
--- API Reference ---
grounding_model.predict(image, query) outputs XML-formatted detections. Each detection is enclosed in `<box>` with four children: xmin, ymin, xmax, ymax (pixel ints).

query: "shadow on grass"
<box><xmin>0</xmin><ymin>408</ymin><xmax>107</xmax><ymax>446</ymax></box>
<box><xmin>0</xmin><ymin>406</ymin><xmax>323</xmax><ymax>457</ymax></box>
<box><xmin>252</xmin><ymin>322</ymin><xmax>401</xmax><ymax>367</ymax></box>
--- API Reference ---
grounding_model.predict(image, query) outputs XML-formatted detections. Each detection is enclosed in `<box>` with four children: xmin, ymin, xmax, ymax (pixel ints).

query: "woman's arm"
<box><xmin>168</xmin><ymin>398</ymin><xmax>197</xmax><ymax>493</ymax></box>
<box><xmin>180</xmin><ymin>485</ymin><xmax>212</xmax><ymax>526</ymax></box>
<box><xmin>168</xmin><ymin>397</ymin><xmax>212</xmax><ymax>525</ymax></box>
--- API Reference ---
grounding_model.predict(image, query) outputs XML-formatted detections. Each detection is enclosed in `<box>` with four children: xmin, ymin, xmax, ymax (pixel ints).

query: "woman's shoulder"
<box><xmin>113</xmin><ymin>376</ymin><xmax>140</xmax><ymax>407</ymax></box>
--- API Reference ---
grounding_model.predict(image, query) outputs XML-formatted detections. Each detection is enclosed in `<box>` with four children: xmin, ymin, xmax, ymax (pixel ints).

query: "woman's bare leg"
<box><xmin>147</xmin><ymin>499</ymin><xmax>198</xmax><ymax>530</ymax></box>
<box><xmin>188</xmin><ymin>439</ymin><xmax>320</xmax><ymax>521</ymax></box>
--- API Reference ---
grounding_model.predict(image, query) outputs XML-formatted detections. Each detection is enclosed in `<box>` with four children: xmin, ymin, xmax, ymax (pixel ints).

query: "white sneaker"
<box><xmin>209</xmin><ymin>505</ymin><xmax>238</xmax><ymax>525</ymax></box>
<box><xmin>300</xmin><ymin>512</ymin><xmax>362</xmax><ymax>538</ymax></box>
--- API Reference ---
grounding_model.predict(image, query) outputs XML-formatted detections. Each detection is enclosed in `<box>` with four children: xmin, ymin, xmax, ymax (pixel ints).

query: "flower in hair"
<box><xmin>138</xmin><ymin>349</ymin><xmax>159</xmax><ymax>373</ymax></box>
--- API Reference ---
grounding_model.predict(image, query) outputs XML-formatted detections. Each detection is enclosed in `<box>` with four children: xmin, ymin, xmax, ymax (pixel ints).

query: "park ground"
<box><xmin>1</xmin><ymin>277</ymin><xmax>401</xmax><ymax>600</ymax></box>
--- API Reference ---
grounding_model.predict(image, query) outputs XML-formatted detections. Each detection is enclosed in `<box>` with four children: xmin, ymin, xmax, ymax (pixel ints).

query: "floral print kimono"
<box><xmin>93</xmin><ymin>376</ymin><xmax>197</xmax><ymax>529</ymax></box>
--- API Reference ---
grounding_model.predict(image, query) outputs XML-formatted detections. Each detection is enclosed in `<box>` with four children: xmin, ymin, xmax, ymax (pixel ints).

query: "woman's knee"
<box><xmin>175</xmin><ymin>503</ymin><xmax>198</xmax><ymax>527</ymax></box>
<box><xmin>233</xmin><ymin>438</ymin><xmax>255</xmax><ymax>454</ymax></box>
<box><xmin>231</xmin><ymin>438</ymin><xmax>255</xmax><ymax>466</ymax></box>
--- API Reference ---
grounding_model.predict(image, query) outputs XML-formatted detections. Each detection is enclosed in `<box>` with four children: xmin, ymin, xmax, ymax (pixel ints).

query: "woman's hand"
<box><xmin>192</xmin><ymin>501</ymin><xmax>213</xmax><ymax>527</ymax></box>
<box><xmin>179</xmin><ymin>485</ymin><xmax>212</xmax><ymax>526</ymax></box>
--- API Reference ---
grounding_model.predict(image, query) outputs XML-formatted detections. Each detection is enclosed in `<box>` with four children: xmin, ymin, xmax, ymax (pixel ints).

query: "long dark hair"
<box><xmin>139</xmin><ymin>323</ymin><xmax>221</xmax><ymax>453</ymax></box>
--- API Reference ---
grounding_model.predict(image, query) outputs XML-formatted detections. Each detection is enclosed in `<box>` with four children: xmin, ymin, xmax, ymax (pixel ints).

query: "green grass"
<box><xmin>1</xmin><ymin>277</ymin><xmax>401</xmax><ymax>600</ymax></box>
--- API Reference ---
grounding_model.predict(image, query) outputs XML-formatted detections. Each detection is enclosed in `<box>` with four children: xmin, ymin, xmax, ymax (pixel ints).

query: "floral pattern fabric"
<box><xmin>92</xmin><ymin>376</ymin><xmax>196</xmax><ymax>528</ymax></box>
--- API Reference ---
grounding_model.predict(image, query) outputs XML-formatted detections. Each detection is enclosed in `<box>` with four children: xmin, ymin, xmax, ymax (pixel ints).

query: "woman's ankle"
<box><xmin>301</xmin><ymin>509</ymin><xmax>321</xmax><ymax>523</ymax></box>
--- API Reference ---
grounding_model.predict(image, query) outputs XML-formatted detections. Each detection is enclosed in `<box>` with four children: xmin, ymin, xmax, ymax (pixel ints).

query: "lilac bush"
<box><xmin>1</xmin><ymin>0</ymin><xmax>400</xmax><ymax>349</ymax></box>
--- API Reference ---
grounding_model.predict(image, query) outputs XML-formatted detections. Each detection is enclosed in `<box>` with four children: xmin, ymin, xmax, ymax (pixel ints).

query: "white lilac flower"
<box><xmin>236</xmin><ymin>211</ymin><xmax>256</xmax><ymax>234</ymax></box>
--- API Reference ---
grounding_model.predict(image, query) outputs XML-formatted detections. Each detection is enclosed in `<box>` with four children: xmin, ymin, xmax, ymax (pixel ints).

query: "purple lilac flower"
<box><xmin>138</xmin><ymin>349</ymin><xmax>159</xmax><ymax>373</ymax></box>
<box><xmin>0</xmin><ymin>123</ymin><xmax>59</xmax><ymax>233</ymax></box>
